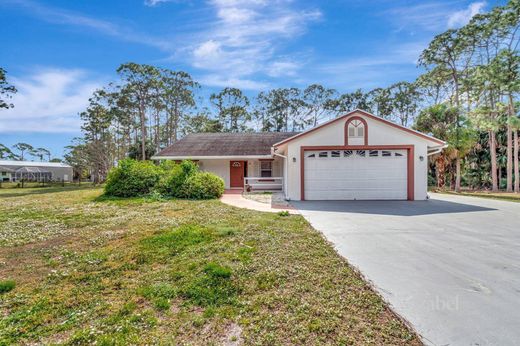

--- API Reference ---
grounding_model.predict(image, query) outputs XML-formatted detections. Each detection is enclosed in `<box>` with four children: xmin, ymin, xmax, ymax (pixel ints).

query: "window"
<box><xmin>382</xmin><ymin>151</ymin><xmax>391</xmax><ymax>157</ymax></box>
<box><xmin>369</xmin><ymin>150</ymin><xmax>378</xmax><ymax>157</ymax></box>
<box><xmin>307</xmin><ymin>153</ymin><xmax>315</xmax><ymax>158</ymax></box>
<box><xmin>331</xmin><ymin>150</ymin><xmax>340</xmax><ymax>157</ymax></box>
<box><xmin>318</xmin><ymin>151</ymin><xmax>328</xmax><ymax>158</ymax></box>
<box><xmin>260</xmin><ymin>161</ymin><xmax>272</xmax><ymax>177</ymax></box>
<box><xmin>356</xmin><ymin>150</ymin><xmax>366</xmax><ymax>157</ymax></box>
<box><xmin>344</xmin><ymin>150</ymin><xmax>353</xmax><ymax>157</ymax></box>
<box><xmin>395</xmin><ymin>152</ymin><xmax>403</xmax><ymax>157</ymax></box>
<box><xmin>348</xmin><ymin>119</ymin><xmax>365</xmax><ymax>138</ymax></box>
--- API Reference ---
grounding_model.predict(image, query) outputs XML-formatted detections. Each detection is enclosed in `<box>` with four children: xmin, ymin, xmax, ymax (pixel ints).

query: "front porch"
<box><xmin>244</xmin><ymin>176</ymin><xmax>283</xmax><ymax>191</ymax></box>
<box><xmin>198</xmin><ymin>156</ymin><xmax>285</xmax><ymax>192</ymax></box>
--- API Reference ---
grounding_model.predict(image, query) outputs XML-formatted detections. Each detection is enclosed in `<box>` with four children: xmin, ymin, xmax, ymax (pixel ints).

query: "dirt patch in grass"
<box><xmin>0</xmin><ymin>186</ymin><xmax>420</xmax><ymax>345</ymax></box>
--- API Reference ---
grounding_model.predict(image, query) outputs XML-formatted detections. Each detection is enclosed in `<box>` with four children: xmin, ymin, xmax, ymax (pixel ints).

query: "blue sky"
<box><xmin>0</xmin><ymin>0</ymin><xmax>502</xmax><ymax>158</ymax></box>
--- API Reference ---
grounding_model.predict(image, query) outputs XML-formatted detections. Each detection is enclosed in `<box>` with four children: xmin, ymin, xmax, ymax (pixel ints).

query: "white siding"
<box><xmin>199</xmin><ymin>160</ymin><xmax>230</xmax><ymax>188</ymax></box>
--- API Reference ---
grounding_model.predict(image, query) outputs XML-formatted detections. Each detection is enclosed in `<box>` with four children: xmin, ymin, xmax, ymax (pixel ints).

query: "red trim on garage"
<box><xmin>300</xmin><ymin>145</ymin><xmax>415</xmax><ymax>201</ymax></box>
<box><xmin>344</xmin><ymin>116</ymin><xmax>368</xmax><ymax>145</ymax></box>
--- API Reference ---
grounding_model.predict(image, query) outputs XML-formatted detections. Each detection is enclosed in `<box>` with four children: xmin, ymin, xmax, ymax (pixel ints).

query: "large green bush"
<box><xmin>181</xmin><ymin>172</ymin><xmax>225</xmax><ymax>199</ymax></box>
<box><xmin>104</xmin><ymin>159</ymin><xmax>223</xmax><ymax>199</ymax></box>
<box><xmin>104</xmin><ymin>159</ymin><xmax>162</xmax><ymax>197</ymax></box>
<box><xmin>156</xmin><ymin>160</ymin><xmax>199</xmax><ymax>197</ymax></box>
<box><xmin>155</xmin><ymin>164</ymin><xmax>184</xmax><ymax>196</ymax></box>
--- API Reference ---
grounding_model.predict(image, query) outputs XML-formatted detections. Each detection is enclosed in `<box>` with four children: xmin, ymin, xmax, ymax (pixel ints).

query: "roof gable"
<box><xmin>273</xmin><ymin>109</ymin><xmax>445</xmax><ymax>147</ymax></box>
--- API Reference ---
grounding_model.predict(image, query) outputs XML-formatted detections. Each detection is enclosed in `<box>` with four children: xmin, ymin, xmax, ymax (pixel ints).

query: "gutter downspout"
<box><xmin>271</xmin><ymin>146</ymin><xmax>288</xmax><ymax>200</ymax></box>
<box><xmin>427</xmin><ymin>144</ymin><xmax>448</xmax><ymax>157</ymax></box>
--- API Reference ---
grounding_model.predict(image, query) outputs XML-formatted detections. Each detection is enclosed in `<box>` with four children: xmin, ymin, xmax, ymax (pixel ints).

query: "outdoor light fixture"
<box><xmin>292</xmin><ymin>157</ymin><xmax>296</xmax><ymax>162</ymax></box>
<box><xmin>419</xmin><ymin>156</ymin><xmax>424</xmax><ymax>161</ymax></box>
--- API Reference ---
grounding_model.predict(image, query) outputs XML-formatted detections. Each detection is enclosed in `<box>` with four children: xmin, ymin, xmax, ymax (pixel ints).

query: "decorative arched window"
<box><xmin>348</xmin><ymin>119</ymin><xmax>364</xmax><ymax>137</ymax></box>
<box><xmin>345</xmin><ymin>116</ymin><xmax>368</xmax><ymax>145</ymax></box>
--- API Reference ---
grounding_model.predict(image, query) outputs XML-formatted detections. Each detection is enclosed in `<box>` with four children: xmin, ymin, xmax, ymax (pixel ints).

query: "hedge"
<box><xmin>104</xmin><ymin>159</ymin><xmax>162</xmax><ymax>197</ymax></box>
<box><xmin>104</xmin><ymin>159</ymin><xmax>224</xmax><ymax>199</ymax></box>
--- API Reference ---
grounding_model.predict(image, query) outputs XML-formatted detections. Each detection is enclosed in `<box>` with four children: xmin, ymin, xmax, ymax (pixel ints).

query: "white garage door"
<box><xmin>304</xmin><ymin>149</ymin><xmax>408</xmax><ymax>200</ymax></box>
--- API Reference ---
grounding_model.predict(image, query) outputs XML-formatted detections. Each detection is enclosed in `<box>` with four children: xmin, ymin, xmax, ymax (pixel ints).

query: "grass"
<box><xmin>0</xmin><ymin>280</ymin><xmax>15</xmax><ymax>294</ymax></box>
<box><xmin>437</xmin><ymin>189</ymin><xmax>520</xmax><ymax>203</ymax></box>
<box><xmin>0</xmin><ymin>186</ymin><xmax>420</xmax><ymax>345</ymax></box>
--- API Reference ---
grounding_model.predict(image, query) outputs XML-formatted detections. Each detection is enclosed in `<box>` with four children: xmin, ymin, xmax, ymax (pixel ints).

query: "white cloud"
<box><xmin>217</xmin><ymin>7</ymin><xmax>256</xmax><ymax>23</ymax></box>
<box><xmin>0</xmin><ymin>68</ymin><xmax>102</xmax><ymax>133</ymax></box>
<box><xmin>266</xmin><ymin>60</ymin><xmax>301</xmax><ymax>77</ymax></box>
<box><xmin>385</xmin><ymin>1</ymin><xmax>487</xmax><ymax>32</ymax></box>
<box><xmin>144</xmin><ymin>0</ymin><xmax>170</xmax><ymax>6</ymax></box>
<box><xmin>198</xmin><ymin>74</ymin><xmax>270</xmax><ymax>90</ymax></box>
<box><xmin>176</xmin><ymin>0</ymin><xmax>321</xmax><ymax>88</ymax></box>
<box><xmin>143</xmin><ymin>0</ymin><xmax>186</xmax><ymax>7</ymax></box>
<box><xmin>448</xmin><ymin>2</ymin><xmax>486</xmax><ymax>28</ymax></box>
<box><xmin>5</xmin><ymin>0</ymin><xmax>173</xmax><ymax>51</ymax></box>
<box><xmin>314</xmin><ymin>41</ymin><xmax>428</xmax><ymax>90</ymax></box>
<box><xmin>4</xmin><ymin>0</ymin><xmax>321</xmax><ymax>89</ymax></box>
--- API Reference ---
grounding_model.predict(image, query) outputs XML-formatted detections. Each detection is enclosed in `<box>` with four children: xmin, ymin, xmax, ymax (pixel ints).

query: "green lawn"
<box><xmin>438</xmin><ymin>190</ymin><xmax>520</xmax><ymax>203</ymax></box>
<box><xmin>0</xmin><ymin>187</ymin><xmax>419</xmax><ymax>345</ymax></box>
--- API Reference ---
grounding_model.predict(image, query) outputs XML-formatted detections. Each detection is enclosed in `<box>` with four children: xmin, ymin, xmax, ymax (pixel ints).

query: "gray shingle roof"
<box><xmin>154</xmin><ymin>132</ymin><xmax>299</xmax><ymax>157</ymax></box>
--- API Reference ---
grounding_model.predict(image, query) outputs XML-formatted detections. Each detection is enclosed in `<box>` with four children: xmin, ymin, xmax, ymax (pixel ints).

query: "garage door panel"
<box><xmin>305</xmin><ymin>189</ymin><xmax>406</xmax><ymax>200</ymax></box>
<box><xmin>304</xmin><ymin>150</ymin><xmax>408</xmax><ymax>200</ymax></box>
<box><xmin>306</xmin><ymin>178</ymin><xmax>406</xmax><ymax>190</ymax></box>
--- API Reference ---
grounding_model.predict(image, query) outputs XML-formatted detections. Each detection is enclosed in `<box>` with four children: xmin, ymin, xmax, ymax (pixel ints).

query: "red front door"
<box><xmin>230</xmin><ymin>161</ymin><xmax>245</xmax><ymax>188</ymax></box>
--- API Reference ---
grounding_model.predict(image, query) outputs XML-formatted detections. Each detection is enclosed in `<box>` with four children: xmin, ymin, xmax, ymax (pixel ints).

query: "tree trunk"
<box><xmin>453</xmin><ymin>76</ymin><xmax>462</xmax><ymax>193</ymax></box>
<box><xmin>515</xmin><ymin>130</ymin><xmax>519</xmax><ymax>193</ymax></box>
<box><xmin>506</xmin><ymin>123</ymin><xmax>513</xmax><ymax>192</ymax></box>
<box><xmin>455</xmin><ymin>157</ymin><xmax>461</xmax><ymax>192</ymax></box>
<box><xmin>140</xmin><ymin>102</ymin><xmax>147</xmax><ymax>161</ymax></box>
<box><xmin>155</xmin><ymin>111</ymin><xmax>160</xmax><ymax>155</ymax></box>
<box><xmin>508</xmin><ymin>93</ymin><xmax>518</xmax><ymax>193</ymax></box>
<box><xmin>490</xmin><ymin>130</ymin><xmax>498</xmax><ymax>192</ymax></box>
<box><xmin>436</xmin><ymin>154</ymin><xmax>446</xmax><ymax>189</ymax></box>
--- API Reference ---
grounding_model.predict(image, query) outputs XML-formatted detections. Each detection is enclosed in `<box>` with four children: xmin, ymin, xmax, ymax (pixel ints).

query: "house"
<box><xmin>0</xmin><ymin>160</ymin><xmax>73</xmax><ymax>182</ymax></box>
<box><xmin>0</xmin><ymin>166</ymin><xmax>14</xmax><ymax>182</ymax></box>
<box><xmin>152</xmin><ymin>110</ymin><xmax>446</xmax><ymax>201</ymax></box>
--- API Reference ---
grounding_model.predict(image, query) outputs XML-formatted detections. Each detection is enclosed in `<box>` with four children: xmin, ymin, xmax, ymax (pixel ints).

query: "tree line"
<box><xmin>63</xmin><ymin>64</ymin><xmax>431</xmax><ymax>183</ymax></box>
<box><xmin>1</xmin><ymin>1</ymin><xmax>518</xmax><ymax>191</ymax></box>
<box><xmin>0</xmin><ymin>142</ymin><xmax>57</xmax><ymax>162</ymax></box>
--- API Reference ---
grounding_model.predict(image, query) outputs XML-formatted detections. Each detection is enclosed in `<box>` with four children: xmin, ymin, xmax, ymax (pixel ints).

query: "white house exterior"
<box><xmin>153</xmin><ymin>110</ymin><xmax>446</xmax><ymax>201</ymax></box>
<box><xmin>0</xmin><ymin>160</ymin><xmax>73</xmax><ymax>182</ymax></box>
<box><xmin>0</xmin><ymin>166</ymin><xmax>14</xmax><ymax>182</ymax></box>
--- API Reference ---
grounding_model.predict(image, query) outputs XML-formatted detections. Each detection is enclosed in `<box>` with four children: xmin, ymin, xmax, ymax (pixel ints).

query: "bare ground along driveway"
<box><xmin>293</xmin><ymin>193</ymin><xmax>520</xmax><ymax>346</ymax></box>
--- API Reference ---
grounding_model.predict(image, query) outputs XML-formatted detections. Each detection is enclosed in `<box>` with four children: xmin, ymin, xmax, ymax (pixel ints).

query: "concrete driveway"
<box><xmin>293</xmin><ymin>193</ymin><xmax>520</xmax><ymax>346</ymax></box>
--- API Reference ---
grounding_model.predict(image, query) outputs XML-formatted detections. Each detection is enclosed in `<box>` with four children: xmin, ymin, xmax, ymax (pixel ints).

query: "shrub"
<box><xmin>181</xmin><ymin>172</ymin><xmax>225</xmax><ymax>199</ymax></box>
<box><xmin>104</xmin><ymin>159</ymin><xmax>223</xmax><ymax>200</ymax></box>
<box><xmin>104</xmin><ymin>159</ymin><xmax>162</xmax><ymax>197</ymax></box>
<box><xmin>156</xmin><ymin>160</ymin><xmax>199</xmax><ymax>197</ymax></box>
<box><xmin>0</xmin><ymin>280</ymin><xmax>15</xmax><ymax>294</ymax></box>
<box><xmin>155</xmin><ymin>164</ymin><xmax>183</xmax><ymax>196</ymax></box>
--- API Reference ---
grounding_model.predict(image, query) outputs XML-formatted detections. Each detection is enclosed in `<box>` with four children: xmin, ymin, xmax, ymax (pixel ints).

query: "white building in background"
<box><xmin>0</xmin><ymin>160</ymin><xmax>73</xmax><ymax>182</ymax></box>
